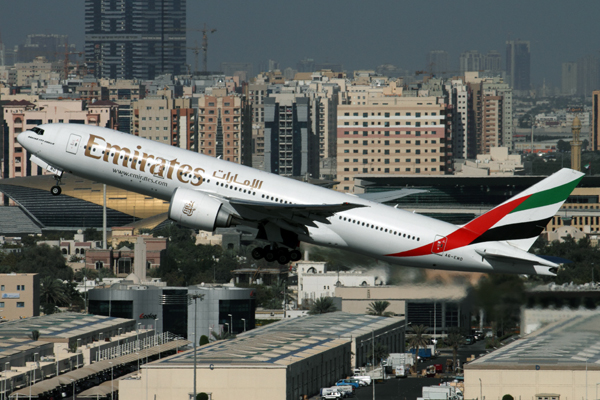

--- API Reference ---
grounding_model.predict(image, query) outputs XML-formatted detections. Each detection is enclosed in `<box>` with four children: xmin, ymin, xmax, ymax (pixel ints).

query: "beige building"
<box><xmin>336</xmin><ymin>95</ymin><xmax>449</xmax><ymax>192</ymax></box>
<box><xmin>197</xmin><ymin>90</ymin><xmax>246</xmax><ymax>163</ymax></box>
<box><xmin>0</xmin><ymin>273</ymin><xmax>40</xmax><ymax>320</ymax></box>
<box><xmin>14</xmin><ymin>57</ymin><xmax>62</xmax><ymax>87</ymax></box>
<box><xmin>131</xmin><ymin>90</ymin><xmax>191</xmax><ymax>146</ymax></box>
<box><xmin>464</xmin><ymin>314</ymin><xmax>600</xmax><ymax>400</ymax></box>
<box><xmin>248</xmin><ymin>80</ymin><xmax>268</xmax><ymax>167</ymax></box>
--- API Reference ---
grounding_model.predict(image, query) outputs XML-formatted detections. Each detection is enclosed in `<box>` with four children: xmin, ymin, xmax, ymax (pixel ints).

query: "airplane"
<box><xmin>17</xmin><ymin>123</ymin><xmax>584</xmax><ymax>276</ymax></box>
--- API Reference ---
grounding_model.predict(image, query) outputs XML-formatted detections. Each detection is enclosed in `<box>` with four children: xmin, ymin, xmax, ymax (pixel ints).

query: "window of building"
<box><xmin>17</xmin><ymin>302</ymin><xmax>24</xmax><ymax>308</ymax></box>
<box><xmin>0</xmin><ymin>302</ymin><xmax>3</xmax><ymax>308</ymax></box>
<box><xmin>0</xmin><ymin>285</ymin><xmax>4</xmax><ymax>291</ymax></box>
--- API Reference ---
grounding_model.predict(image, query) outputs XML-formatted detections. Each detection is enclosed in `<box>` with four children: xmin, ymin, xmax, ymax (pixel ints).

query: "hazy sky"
<box><xmin>1</xmin><ymin>0</ymin><xmax>599</xmax><ymax>87</ymax></box>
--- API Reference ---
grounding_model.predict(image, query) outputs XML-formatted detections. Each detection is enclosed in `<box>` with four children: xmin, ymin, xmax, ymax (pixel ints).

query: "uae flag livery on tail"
<box><xmin>387</xmin><ymin>168</ymin><xmax>584</xmax><ymax>258</ymax></box>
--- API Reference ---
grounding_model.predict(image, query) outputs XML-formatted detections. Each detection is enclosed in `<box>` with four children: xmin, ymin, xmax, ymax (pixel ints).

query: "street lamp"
<box><xmin>224</xmin><ymin>323</ymin><xmax>229</xmax><ymax>334</ymax></box>
<box><xmin>595</xmin><ymin>382</ymin><xmax>599</xmax><ymax>400</ymax></box>
<box><xmin>479</xmin><ymin>378</ymin><xmax>482</xmax><ymax>400</ymax></box>
<box><xmin>137</xmin><ymin>323</ymin><xmax>141</xmax><ymax>350</ymax></box>
<box><xmin>188</xmin><ymin>293</ymin><xmax>204</xmax><ymax>400</ymax></box>
<box><xmin>228</xmin><ymin>314</ymin><xmax>233</xmax><ymax>334</ymax></box>
<box><xmin>241</xmin><ymin>318</ymin><xmax>246</xmax><ymax>332</ymax></box>
<box><xmin>109</xmin><ymin>362</ymin><xmax>113</xmax><ymax>400</ymax></box>
<box><xmin>70</xmin><ymin>378</ymin><xmax>75</xmax><ymax>400</ymax></box>
<box><xmin>136</xmin><ymin>352</ymin><xmax>140</xmax><ymax>373</ymax></box>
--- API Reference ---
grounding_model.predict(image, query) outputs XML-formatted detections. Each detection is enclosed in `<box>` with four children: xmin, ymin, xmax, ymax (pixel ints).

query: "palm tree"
<box><xmin>29</xmin><ymin>330</ymin><xmax>40</xmax><ymax>341</ymax></box>
<box><xmin>210</xmin><ymin>328</ymin><xmax>234</xmax><ymax>341</ymax></box>
<box><xmin>308</xmin><ymin>297</ymin><xmax>337</xmax><ymax>315</ymax></box>
<box><xmin>366</xmin><ymin>301</ymin><xmax>394</xmax><ymax>317</ymax></box>
<box><xmin>407</xmin><ymin>324</ymin><xmax>430</xmax><ymax>373</ymax></box>
<box><xmin>373</xmin><ymin>343</ymin><xmax>389</xmax><ymax>365</ymax></box>
<box><xmin>40</xmin><ymin>277</ymin><xmax>69</xmax><ymax>307</ymax></box>
<box><xmin>445</xmin><ymin>330</ymin><xmax>465</xmax><ymax>372</ymax></box>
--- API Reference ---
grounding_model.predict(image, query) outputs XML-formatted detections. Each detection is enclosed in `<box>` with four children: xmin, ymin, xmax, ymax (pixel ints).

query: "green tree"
<box><xmin>556</xmin><ymin>139</ymin><xmax>570</xmax><ymax>153</ymax></box>
<box><xmin>373</xmin><ymin>343</ymin><xmax>389</xmax><ymax>365</ymax></box>
<box><xmin>407</xmin><ymin>325</ymin><xmax>430</xmax><ymax>373</ymax></box>
<box><xmin>445</xmin><ymin>329</ymin><xmax>465</xmax><ymax>372</ymax></box>
<box><xmin>366</xmin><ymin>300</ymin><xmax>394</xmax><ymax>317</ymax></box>
<box><xmin>40</xmin><ymin>276</ymin><xmax>69</xmax><ymax>307</ymax></box>
<box><xmin>308</xmin><ymin>297</ymin><xmax>337</xmax><ymax>315</ymax></box>
<box><xmin>210</xmin><ymin>329</ymin><xmax>234</xmax><ymax>341</ymax></box>
<box><xmin>196</xmin><ymin>393</ymin><xmax>209</xmax><ymax>400</ymax></box>
<box><xmin>503</xmin><ymin>395</ymin><xmax>514</xmax><ymax>400</ymax></box>
<box><xmin>29</xmin><ymin>330</ymin><xmax>40</xmax><ymax>341</ymax></box>
<box><xmin>199</xmin><ymin>335</ymin><xmax>209</xmax><ymax>346</ymax></box>
<box><xmin>474</xmin><ymin>274</ymin><xmax>524</xmax><ymax>337</ymax></box>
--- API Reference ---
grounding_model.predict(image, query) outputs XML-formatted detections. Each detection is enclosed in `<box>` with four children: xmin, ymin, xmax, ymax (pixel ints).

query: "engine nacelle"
<box><xmin>168</xmin><ymin>188</ymin><xmax>232</xmax><ymax>231</ymax></box>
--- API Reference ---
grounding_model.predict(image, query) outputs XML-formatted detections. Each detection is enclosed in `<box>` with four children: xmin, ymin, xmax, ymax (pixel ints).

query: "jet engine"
<box><xmin>168</xmin><ymin>188</ymin><xmax>232</xmax><ymax>231</ymax></box>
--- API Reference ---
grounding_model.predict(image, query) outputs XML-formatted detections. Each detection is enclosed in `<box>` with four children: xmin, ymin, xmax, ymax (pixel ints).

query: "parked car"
<box><xmin>335</xmin><ymin>379</ymin><xmax>360</xmax><ymax>389</ymax></box>
<box><xmin>465</xmin><ymin>335</ymin><xmax>475</xmax><ymax>345</ymax></box>
<box><xmin>334</xmin><ymin>385</ymin><xmax>354</xmax><ymax>397</ymax></box>
<box><xmin>321</xmin><ymin>388</ymin><xmax>343</xmax><ymax>399</ymax></box>
<box><xmin>352</xmin><ymin>375</ymin><xmax>372</xmax><ymax>386</ymax></box>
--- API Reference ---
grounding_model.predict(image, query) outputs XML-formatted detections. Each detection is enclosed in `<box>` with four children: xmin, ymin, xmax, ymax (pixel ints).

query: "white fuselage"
<box><xmin>17</xmin><ymin>124</ymin><xmax>532</xmax><ymax>274</ymax></box>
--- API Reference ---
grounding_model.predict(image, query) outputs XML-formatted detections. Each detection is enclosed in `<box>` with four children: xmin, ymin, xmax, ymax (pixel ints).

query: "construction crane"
<box><xmin>179</xmin><ymin>24</ymin><xmax>217</xmax><ymax>73</ymax></box>
<box><xmin>186</xmin><ymin>40</ymin><xmax>201</xmax><ymax>74</ymax></box>
<box><xmin>56</xmin><ymin>42</ymin><xmax>82</xmax><ymax>80</ymax></box>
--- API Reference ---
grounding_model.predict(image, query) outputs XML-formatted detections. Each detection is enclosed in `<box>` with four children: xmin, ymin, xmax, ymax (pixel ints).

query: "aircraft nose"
<box><xmin>16</xmin><ymin>130</ymin><xmax>29</xmax><ymax>146</ymax></box>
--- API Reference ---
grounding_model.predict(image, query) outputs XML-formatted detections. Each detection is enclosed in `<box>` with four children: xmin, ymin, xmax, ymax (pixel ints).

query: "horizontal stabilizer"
<box><xmin>475</xmin><ymin>248</ymin><xmax>559</xmax><ymax>268</ymax></box>
<box><xmin>537</xmin><ymin>255</ymin><xmax>572</xmax><ymax>264</ymax></box>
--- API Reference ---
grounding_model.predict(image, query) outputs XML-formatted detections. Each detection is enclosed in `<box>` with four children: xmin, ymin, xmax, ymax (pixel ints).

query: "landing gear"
<box><xmin>51</xmin><ymin>174</ymin><xmax>62</xmax><ymax>196</ymax></box>
<box><xmin>50</xmin><ymin>185</ymin><xmax>61</xmax><ymax>196</ymax></box>
<box><xmin>251</xmin><ymin>245</ymin><xmax>301</xmax><ymax>265</ymax></box>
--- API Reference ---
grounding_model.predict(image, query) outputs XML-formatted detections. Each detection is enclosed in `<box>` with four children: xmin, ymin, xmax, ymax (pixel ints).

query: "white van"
<box><xmin>352</xmin><ymin>375</ymin><xmax>372</xmax><ymax>386</ymax></box>
<box><xmin>334</xmin><ymin>385</ymin><xmax>354</xmax><ymax>397</ymax></box>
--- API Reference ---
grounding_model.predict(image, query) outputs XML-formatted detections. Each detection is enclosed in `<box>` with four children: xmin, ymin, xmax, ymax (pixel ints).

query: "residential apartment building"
<box><xmin>84</xmin><ymin>0</ymin><xmax>186</xmax><ymax>80</ymax></box>
<box><xmin>75</xmin><ymin>81</ymin><xmax>109</xmax><ymax>103</ymax></box>
<box><xmin>449</xmin><ymin>80</ymin><xmax>472</xmax><ymax>159</ymax></box>
<box><xmin>14</xmin><ymin>57</ymin><xmax>62</xmax><ymax>86</ymax></box>
<box><xmin>0</xmin><ymin>273</ymin><xmax>40</xmax><ymax>320</ymax></box>
<box><xmin>131</xmin><ymin>91</ymin><xmax>192</xmax><ymax>146</ymax></box>
<box><xmin>336</xmin><ymin>96</ymin><xmax>450</xmax><ymax>193</ymax></box>
<box><xmin>264</xmin><ymin>93</ymin><xmax>319</xmax><ymax>177</ymax></box>
<box><xmin>107</xmin><ymin>79</ymin><xmax>146</xmax><ymax>134</ymax></box>
<box><xmin>247</xmin><ymin>81</ymin><xmax>268</xmax><ymax>168</ymax></box>
<box><xmin>576</xmin><ymin>55</ymin><xmax>599</xmax><ymax>98</ymax></box>
<box><xmin>2</xmin><ymin>99</ymin><xmax>118</xmax><ymax>198</ymax></box>
<box><xmin>197</xmin><ymin>90</ymin><xmax>250</xmax><ymax>164</ymax></box>
<box><xmin>466</xmin><ymin>76</ymin><xmax>513</xmax><ymax>155</ymax></box>
<box><xmin>427</xmin><ymin>50</ymin><xmax>449</xmax><ymax>75</ymax></box>
<box><xmin>459</xmin><ymin>50</ymin><xmax>484</xmax><ymax>73</ymax></box>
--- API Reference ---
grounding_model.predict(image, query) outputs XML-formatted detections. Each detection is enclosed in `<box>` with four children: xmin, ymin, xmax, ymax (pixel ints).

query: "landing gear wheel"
<box><xmin>251</xmin><ymin>247</ymin><xmax>264</xmax><ymax>260</ymax></box>
<box><xmin>264</xmin><ymin>246</ymin><xmax>276</xmax><ymax>263</ymax></box>
<box><xmin>289</xmin><ymin>250</ymin><xmax>302</xmax><ymax>262</ymax></box>
<box><xmin>276</xmin><ymin>249</ymin><xmax>290</xmax><ymax>265</ymax></box>
<box><xmin>50</xmin><ymin>186</ymin><xmax>62</xmax><ymax>196</ymax></box>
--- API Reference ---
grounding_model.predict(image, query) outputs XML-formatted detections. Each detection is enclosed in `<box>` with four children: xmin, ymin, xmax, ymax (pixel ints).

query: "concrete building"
<box><xmin>295</xmin><ymin>261</ymin><xmax>383</xmax><ymax>307</ymax></box>
<box><xmin>335</xmin><ymin>285</ymin><xmax>472</xmax><ymax>336</ymax></box>
<box><xmin>576</xmin><ymin>54</ymin><xmax>599</xmax><ymax>98</ymax></box>
<box><xmin>464</xmin><ymin>314</ymin><xmax>600</xmax><ymax>400</ymax></box>
<box><xmin>459</xmin><ymin>50</ymin><xmax>483</xmax><ymax>73</ymax></box>
<box><xmin>197</xmin><ymin>90</ymin><xmax>249</xmax><ymax>164</ymax></box>
<box><xmin>131</xmin><ymin>91</ymin><xmax>192</xmax><ymax>146</ymax></box>
<box><xmin>561</xmin><ymin>62</ymin><xmax>578</xmax><ymax>96</ymax></box>
<box><xmin>336</xmin><ymin>95</ymin><xmax>450</xmax><ymax>192</ymax></box>
<box><xmin>264</xmin><ymin>94</ymin><xmax>319</xmax><ymax>177</ymax></box>
<box><xmin>571</xmin><ymin>116</ymin><xmax>582</xmax><ymax>172</ymax></box>
<box><xmin>247</xmin><ymin>80</ymin><xmax>268</xmax><ymax>168</ymax></box>
<box><xmin>454</xmin><ymin>147</ymin><xmax>523</xmax><ymax>176</ymax></box>
<box><xmin>14</xmin><ymin>57</ymin><xmax>62</xmax><ymax>86</ymax></box>
<box><xmin>506</xmin><ymin>40</ymin><xmax>531</xmax><ymax>93</ymax></box>
<box><xmin>0</xmin><ymin>273</ymin><xmax>40</xmax><ymax>321</ymax></box>
<box><xmin>106</xmin><ymin>79</ymin><xmax>146</xmax><ymax>134</ymax></box>
<box><xmin>593</xmin><ymin>91</ymin><xmax>600</xmax><ymax>151</ymax></box>
<box><xmin>484</xmin><ymin>50</ymin><xmax>502</xmax><ymax>74</ymax></box>
<box><xmin>449</xmin><ymin>79</ymin><xmax>472</xmax><ymax>159</ymax></box>
<box><xmin>120</xmin><ymin>312</ymin><xmax>405</xmax><ymax>400</ymax></box>
<box><xmin>84</xmin><ymin>0</ymin><xmax>186</xmax><ymax>80</ymax></box>
<box><xmin>427</xmin><ymin>50</ymin><xmax>449</xmax><ymax>76</ymax></box>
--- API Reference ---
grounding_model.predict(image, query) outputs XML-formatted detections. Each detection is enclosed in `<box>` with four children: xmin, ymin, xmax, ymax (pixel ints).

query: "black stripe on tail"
<box><xmin>470</xmin><ymin>217</ymin><xmax>553</xmax><ymax>245</ymax></box>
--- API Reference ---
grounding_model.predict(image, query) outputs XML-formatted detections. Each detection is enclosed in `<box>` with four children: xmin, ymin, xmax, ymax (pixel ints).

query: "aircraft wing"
<box><xmin>352</xmin><ymin>189</ymin><xmax>427</xmax><ymax>203</ymax></box>
<box><xmin>475</xmin><ymin>249</ymin><xmax>559</xmax><ymax>267</ymax></box>
<box><xmin>226</xmin><ymin>198</ymin><xmax>367</xmax><ymax>228</ymax></box>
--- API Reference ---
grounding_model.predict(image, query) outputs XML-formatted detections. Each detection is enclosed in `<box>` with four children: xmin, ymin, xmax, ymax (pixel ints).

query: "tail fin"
<box><xmin>463</xmin><ymin>168</ymin><xmax>584</xmax><ymax>251</ymax></box>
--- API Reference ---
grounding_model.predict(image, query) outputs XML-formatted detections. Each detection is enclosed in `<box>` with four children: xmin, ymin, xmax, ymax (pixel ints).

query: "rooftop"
<box><xmin>0</xmin><ymin>312</ymin><xmax>132</xmax><ymax>340</ymax></box>
<box><xmin>465</xmin><ymin>313</ymin><xmax>600</xmax><ymax>370</ymax></box>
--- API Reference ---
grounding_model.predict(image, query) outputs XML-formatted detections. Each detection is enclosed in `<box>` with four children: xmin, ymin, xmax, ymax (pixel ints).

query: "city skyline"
<box><xmin>1</xmin><ymin>0</ymin><xmax>599</xmax><ymax>87</ymax></box>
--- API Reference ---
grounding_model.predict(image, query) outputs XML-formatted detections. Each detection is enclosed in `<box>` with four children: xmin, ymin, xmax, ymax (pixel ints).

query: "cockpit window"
<box><xmin>31</xmin><ymin>127</ymin><xmax>44</xmax><ymax>135</ymax></box>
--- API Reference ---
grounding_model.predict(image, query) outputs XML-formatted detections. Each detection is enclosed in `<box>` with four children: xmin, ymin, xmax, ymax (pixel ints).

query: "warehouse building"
<box><xmin>120</xmin><ymin>312</ymin><xmax>406</xmax><ymax>400</ymax></box>
<box><xmin>464</xmin><ymin>313</ymin><xmax>600</xmax><ymax>399</ymax></box>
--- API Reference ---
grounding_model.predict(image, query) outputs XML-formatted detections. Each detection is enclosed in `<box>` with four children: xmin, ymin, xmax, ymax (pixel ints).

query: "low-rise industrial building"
<box><xmin>464</xmin><ymin>313</ymin><xmax>600</xmax><ymax>399</ymax></box>
<box><xmin>120</xmin><ymin>312</ymin><xmax>406</xmax><ymax>400</ymax></box>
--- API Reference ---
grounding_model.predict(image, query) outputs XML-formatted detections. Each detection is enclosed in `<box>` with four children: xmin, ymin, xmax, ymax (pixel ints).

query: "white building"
<box><xmin>296</xmin><ymin>261</ymin><xmax>383</xmax><ymax>306</ymax></box>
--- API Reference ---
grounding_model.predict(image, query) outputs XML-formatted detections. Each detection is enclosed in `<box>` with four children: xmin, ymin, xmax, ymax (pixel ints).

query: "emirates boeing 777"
<box><xmin>17</xmin><ymin>124</ymin><xmax>583</xmax><ymax>276</ymax></box>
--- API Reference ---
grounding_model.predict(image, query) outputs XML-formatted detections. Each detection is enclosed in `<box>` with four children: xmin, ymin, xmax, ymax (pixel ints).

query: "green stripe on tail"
<box><xmin>510</xmin><ymin>176</ymin><xmax>584</xmax><ymax>214</ymax></box>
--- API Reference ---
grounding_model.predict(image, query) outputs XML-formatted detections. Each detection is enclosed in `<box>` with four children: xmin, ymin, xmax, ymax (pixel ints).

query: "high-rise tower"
<box><xmin>571</xmin><ymin>116</ymin><xmax>582</xmax><ymax>172</ymax></box>
<box><xmin>85</xmin><ymin>0</ymin><xmax>186</xmax><ymax>80</ymax></box>
<box><xmin>506</xmin><ymin>40</ymin><xmax>530</xmax><ymax>92</ymax></box>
